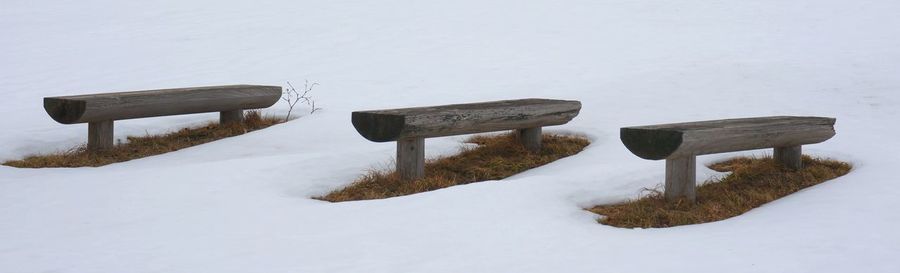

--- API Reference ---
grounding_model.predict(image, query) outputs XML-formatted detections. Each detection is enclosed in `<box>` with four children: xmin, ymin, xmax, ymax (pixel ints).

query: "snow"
<box><xmin>2</xmin><ymin>0</ymin><xmax>899</xmax><ymax>272</ymax></box>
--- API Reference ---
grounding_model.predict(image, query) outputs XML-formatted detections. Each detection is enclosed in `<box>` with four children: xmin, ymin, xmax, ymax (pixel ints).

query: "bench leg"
<box><xmin>397</xmin><ymin>137</ymin><xmax>425</xmax><ymax>181</ymax></box>
<box><xmin>774</xmin><ymin>145</ymin><xmax>803</xmax><ymax>170</ymax></box>
<box><xmin>665</xmin><ymin>156</ymin><xmax>696</xmax><ymax>202</ymax></box>
<box><xmin>88</xmin><ymin>120</ymin><xmax>114</xmax><ymax>151</ymax></box>
<box><xmin>220</xmin><ymin>110</ymin><xmax>243</xmax><ymax>125</ymax></box>
<box><xmin>516</xmin><ymin>127</ymin><xmax>542</xmax><ymax>152</ymax></box>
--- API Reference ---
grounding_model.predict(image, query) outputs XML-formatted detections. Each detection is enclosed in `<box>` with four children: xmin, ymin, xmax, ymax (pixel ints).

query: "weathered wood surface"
<box><xmin>397</xmin><ymin>137</ymin><xmax>426</xmax><ymax>180</ymax></box>
<box><xmin>620</xmin><ymin>116</ymin><xmax>836</xmax><ymax>160</ymax></box>
<box><xmin>219</xmin><ymin>109</ymin><xmax>244</xmax><ymax>125</ymax></box>
<box><xmin>516</xmin><ymin>127</ymin><xmax>542</xmax><ymax>152</ymax></box>
<box><xmin>351</xmin><ymin>99</ymin><xmax>581</xmax><ymax>142</ymax></box>
<box><xmin>44</xmin><ymin>85</ymin><xmax>281</xmax><ymax>124</ymax></box>
<box><xmin>88</xmin><ymin>120</ymin><xmax>114</xmax><ymax>151</ymax></box>
<box><xmin>774</xmin><ymin>145</ymin><xmax>803</xmax><ymax>170</ymax></box>
<box><xmin>354</xmin><ymin>99</ymin><xmax>580</xmax><ymax>181</ymax></box>
<box><xmin>665</xmin><ymin>156</ymin><xmax>696</xmax><ymax>202</ymax></box>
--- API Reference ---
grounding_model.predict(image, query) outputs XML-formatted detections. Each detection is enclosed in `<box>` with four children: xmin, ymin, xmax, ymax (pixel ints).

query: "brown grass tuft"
<box><xmin>318</xmin><ymin>133</ymin><xmax>591</xmax><ymax>202</ymax></box>
<box><xmin>3</xmin><ymin>111</ymin><xmax>282</xmax><ymax>168</ymax></box>
<box><xmin>587</xmin><ymin>156</ymin><xmax>852</xmax><ymax>228</ymax></box>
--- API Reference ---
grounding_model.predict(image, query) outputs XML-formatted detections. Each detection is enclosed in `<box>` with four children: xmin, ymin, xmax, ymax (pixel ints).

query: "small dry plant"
<box><xmin>283</xmin><ymin>80</ymin><xmax>321</xmax><ymax>122</ymax></box>
<box><xmin>318</xmin><ymin>133</ymin><xmax>591</xmax><ymax>202</ymax></box>
<box><xmin>3</xmin><ymin>111</ymin><xmax>282</xmax><ymax>168</ymax></box>
<box><xmin>587</xmin><ymin>156</ymin><xmax>852</xmax><ymax>228</ymax></box>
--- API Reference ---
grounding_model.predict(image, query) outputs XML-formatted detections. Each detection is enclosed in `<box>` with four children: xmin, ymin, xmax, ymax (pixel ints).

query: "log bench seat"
<box><xmin>352</xmin><ymin>99</ymin><xmax>582</xmax><ymax>180</ymax></box>
<box><xmin>44</xmin><ymin>85</ymin><xmax>281</xmax><ymax>151</ymax></box>
<box><xmin>620</xmin><ymin>116</ymin><xmax>836</xmax><ymax>202</ymax></box>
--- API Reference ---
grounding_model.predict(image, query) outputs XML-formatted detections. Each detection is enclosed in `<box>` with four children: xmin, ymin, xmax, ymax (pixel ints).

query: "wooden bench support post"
<box><xmin>774</xmin><ymin>145</ymin><xmax>803</xmax><ymax>170</ymax></box>
<box><xmin>665</xmin><ymin>156</ymin><xmax>696</xmax><ymax>202</ymax></box>
<box><xmin>397</xmin><ymin>137</ymin><xmax>425</xmax><ymax>181</ymax></box>
<box><xmin>88</xmin><ymin>120</ymin><xmax>114</xmax><ymax>151</ymax></box>
<box><xmin>219</xmin><ymin>110</ymin><xmax>243</xmax><ymax>125</ymax></box>
<box><xmin>516</xmin><ymin>127</ymin><xmax>542</xmax><ymax>152</ymax></box>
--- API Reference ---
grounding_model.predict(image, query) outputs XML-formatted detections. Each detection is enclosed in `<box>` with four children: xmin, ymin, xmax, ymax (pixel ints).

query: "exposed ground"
<box><xmin>588</xmin><ymin>156</ymin><xmax>852</xmax><ymax>228</ymax></box>
<box><xmin>3</xmin><ymin>111</ymin><xmax>282</xmax><ymax>168</ymax></box>
<box><xmin>319</xmin><ymin>133</ymin><xmax>590</xmax><ymax>202</ymax></box>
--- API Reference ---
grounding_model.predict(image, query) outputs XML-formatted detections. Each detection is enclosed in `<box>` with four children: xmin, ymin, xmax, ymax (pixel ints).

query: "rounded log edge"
<box><xmin>620</xmin><ymin>128</ymin><xmax>684</xmax><ymax>160</ymax></box>
<box><xmin>44</xmin><ymin>97</ymin><xmax>87</xmax><ymax>124</ymax></box>
<box><xmin>247</xmin><ymin>87</ymin><xmax>283</xmax><ymax>108</ymax></box>
<box><xmin>351</xmin><ymin>112</ymin><xmax>406</xmax><ymax>142</ymax></box>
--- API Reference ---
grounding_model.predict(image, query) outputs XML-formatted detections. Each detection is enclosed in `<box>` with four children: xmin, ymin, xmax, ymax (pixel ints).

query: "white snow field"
<box><xmin>2</xmin><ymin>0</ymin><xmax>899</xmax><ymax>272</ymax></box>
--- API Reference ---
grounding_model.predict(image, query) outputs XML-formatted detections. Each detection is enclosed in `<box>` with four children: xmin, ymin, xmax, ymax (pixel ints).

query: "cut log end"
<box><xmin>620</xmin><ymin>128</ymin><xmax>683</xmax><ymax>160</ymax></box>
<box><xmin>351</xmin><ymin>112</ymin><xmax>406</xmax><ymax>142</ymax></box>
<box><xmin>44</xmin><ymin>98</ymin><xmax>87</xmax><ymax>124</ymax></box>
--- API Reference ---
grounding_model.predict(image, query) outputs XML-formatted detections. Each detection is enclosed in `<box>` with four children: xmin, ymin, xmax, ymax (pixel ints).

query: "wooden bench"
<box><xmin>352</xmin><ymin>99</ymin><xmax>582</xmax><ymax>180</ymax></box>
<box><xmin>620</xmin><ymin>116</ymin><xmax>836</xmax><ymax>202</ymax></box>
<box><xmin>44</xmin><ymin>85</ymin><xmax>281</xmax><ymax>151</ymax></box>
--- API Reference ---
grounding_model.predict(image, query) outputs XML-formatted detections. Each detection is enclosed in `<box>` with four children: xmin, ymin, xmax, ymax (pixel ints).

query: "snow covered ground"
<box><xmin>2</xmin><ymin>0</ymin><xmax>899</xmax><ymax>272</ymax></box>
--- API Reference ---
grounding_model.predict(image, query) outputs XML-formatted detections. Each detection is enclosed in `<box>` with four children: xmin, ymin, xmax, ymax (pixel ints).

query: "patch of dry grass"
<box><xmin>3</xmin><ymin>111</ymin><xmax>282</xmax><ymax>168</ymax></box>
<box><xmin>319</xmin><ymin>133</ymin><xmax>591</xmax><ymax>202</ymax></box>
<box><xmin>588</xmin><ymin>156</ymin><xmax>852</xmax><ymax>228</ymax></box>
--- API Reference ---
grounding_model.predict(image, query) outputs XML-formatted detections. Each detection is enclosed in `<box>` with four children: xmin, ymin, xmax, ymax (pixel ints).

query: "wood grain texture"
<box><xmin>665</xmin><ymin>156</ymin><xmax>696</xmax><ymax>202</ymax></box>
<box><xmin>44</xmin><ymin>85</ymin><xmax>281</xmax><ymax>124</ymax></box>
<box><xmin>88</xmin><ymin>120</ymin><xmax>114</xmax><ymax>151</ymax></box>
<box><xmin>352</xmin><ymin>99</ymin><xmax>581</xmax><ymax>142</ymax></box>
<box><xmin>774</xmin><ymin>145</ymin><xmax>803</xmax><ymax>170</ymax></box>
<box><xmin>621</xmin><ymin>116</ymin><xmax>836</xmax><ymax>160</ymax></box>
<box><xmin>517</xmin><ymin>127</ymin><xmax>542</xmax><ymax>152</ymax></box>
<box><xmin>397</xmin><ymin>137</ymin><xmax>425</xmax><ymax>181</ymax></box>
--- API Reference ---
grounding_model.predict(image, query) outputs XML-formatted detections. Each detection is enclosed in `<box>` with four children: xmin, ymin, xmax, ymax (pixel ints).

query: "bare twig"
<box><xmin>282</xmin><ymin>80</ymin><xmax>320</xmax><ymax>122</ymax></box>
